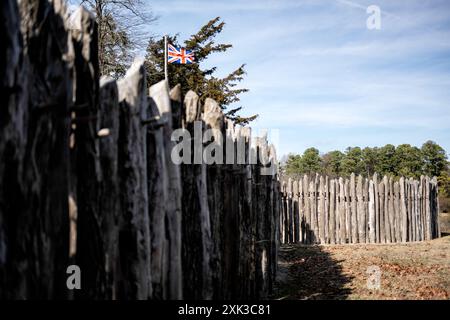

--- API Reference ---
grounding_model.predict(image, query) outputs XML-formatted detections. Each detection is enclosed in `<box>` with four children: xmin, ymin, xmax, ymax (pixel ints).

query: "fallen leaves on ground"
<box><xmin>272</xmin><ymin>236</ymin><xmax>450</xmax><ymax>300</ymax></box>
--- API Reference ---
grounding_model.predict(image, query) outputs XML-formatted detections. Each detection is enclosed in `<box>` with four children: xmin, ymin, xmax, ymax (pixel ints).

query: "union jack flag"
<box><xmin>168</xmin><ymin>44</ymin><xmax>195</xmax><ymax>64</ymax></box>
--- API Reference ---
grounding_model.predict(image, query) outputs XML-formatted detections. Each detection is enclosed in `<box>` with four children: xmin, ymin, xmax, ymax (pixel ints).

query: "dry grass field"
<box><xmin>273</xmin><ymin>214</ymin><xmax>450</xmax><ymax>300</ymax></box>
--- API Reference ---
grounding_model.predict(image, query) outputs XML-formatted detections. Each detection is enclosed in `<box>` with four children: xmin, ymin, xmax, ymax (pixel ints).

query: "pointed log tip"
<box><xmin>149</xmin><ymin>78</ymin><xmax>169</xmax><ymax>97</ymax></box>
<box><xmin>169</xmin><ymin>84</ymin><xmax>182</xmax><ymax>102</ymax></box>
<box><xmin>100</xmin><ymin>76</ymin><xmax>116</xmax><ymax>88</ymax></box>
<box><xmin>67</xmin><ymin>4</ymin><xmax>95</xmax><ymax>31</ymax></box>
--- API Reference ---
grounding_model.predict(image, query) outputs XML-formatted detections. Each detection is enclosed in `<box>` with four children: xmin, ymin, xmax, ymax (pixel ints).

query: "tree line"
<box><xmin>283</xmin><ymin>141</ymin><xmax>450</xmax><ymax>198</ymax></box>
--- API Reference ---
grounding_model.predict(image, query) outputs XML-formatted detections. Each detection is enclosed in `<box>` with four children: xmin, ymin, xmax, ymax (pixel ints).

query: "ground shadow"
<box><xmin>272</xmin><ymin>224</ymin><xmax>353</xmax><ymax>300</ymax></box>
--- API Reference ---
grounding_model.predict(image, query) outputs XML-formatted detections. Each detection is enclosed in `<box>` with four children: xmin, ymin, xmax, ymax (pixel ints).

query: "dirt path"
<box><xmin>273</xmin><ymin>236</ymin><xmax>450</xmax><ymax>300</ymax></box>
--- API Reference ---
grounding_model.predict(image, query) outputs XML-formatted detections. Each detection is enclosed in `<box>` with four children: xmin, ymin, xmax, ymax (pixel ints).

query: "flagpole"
<box><xmin>164</xmin><ymin>35</ymin><xmax>168</xmax><ymax>81</ymax></box>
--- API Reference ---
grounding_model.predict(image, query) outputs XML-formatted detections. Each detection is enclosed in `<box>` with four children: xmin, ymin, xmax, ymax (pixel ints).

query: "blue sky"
<box><xmin>145</xmin><ymin>0</ymin><xmax>450</xmax><ymax>157</ymax></box>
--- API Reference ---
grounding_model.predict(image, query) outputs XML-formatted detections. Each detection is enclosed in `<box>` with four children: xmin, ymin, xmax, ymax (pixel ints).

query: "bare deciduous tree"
<box><xmin>70</xmin><ymin>0</ymin><xmax>156</xmax><ymax>77</ymax></box>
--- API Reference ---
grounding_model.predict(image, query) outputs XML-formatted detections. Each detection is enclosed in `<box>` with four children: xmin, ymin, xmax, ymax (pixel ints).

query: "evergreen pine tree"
<box><xmin>145</xmin><ymin>17</ymin><xmax>257</xmax><ymax>125</ymax></box>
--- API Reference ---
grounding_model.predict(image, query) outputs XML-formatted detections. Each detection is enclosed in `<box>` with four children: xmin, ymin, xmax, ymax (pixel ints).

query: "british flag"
<box><xmin>168</xmin><ymin>44</ymin><xmax>195</xmax><ymax>64</ymax></box>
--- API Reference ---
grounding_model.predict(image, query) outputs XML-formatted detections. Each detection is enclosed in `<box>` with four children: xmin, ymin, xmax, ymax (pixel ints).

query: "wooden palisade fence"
<box><xmin>281</xmin><ymin>173</ymin><xmax>440</xmax><ymax>244</ymax></box>
<box><xmin>0</xmin><ymin>0</ymin><xmax>280</xmax><ymax>299</ymax></box>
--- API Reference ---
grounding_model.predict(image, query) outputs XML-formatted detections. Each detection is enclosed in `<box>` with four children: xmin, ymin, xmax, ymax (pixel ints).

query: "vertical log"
<box><xmin>313</xmin><ymin>174</ymin><xmax>319</xmax><ymax>242</ymax></box>
<box><xmin>357</xmin><ymin>175</ymin><xmax>365</xmax><ymax>243</ymax></box>
<box><xmin>281</xmin><ymin>182</ymin><xmax>286</xmax><ymax>244</ymax></box>
<box><xmin>293</xmin><ymin>180</ymin><xmax>299</xmax><ymax>243</ymax></box>
<box><xmin>388</xmin><ymin>177</ymin><xmax>395</xmax><ymax>242</ymax></box>
<box><xmin>384</xmin><ymin>176</ymin><xmax>391</xmax><ymax>243</ymax></box>
<box><xmin>379</xmin><ymin>181</ymin><xmax>385</xmax><ymax>243</ymax></box>
<box><xmin>399</xmin><ymin>177</ymin><xmax>408</xmax><ymax>243</ymax></box>
<box><xmin>303</xmin><ymin>175</ymin><xmax>311</xmax><ymax>243</ymax></box>
<box><xmin>420</xmin><ymin>175</ymin><xmax>426</xmax><ymax>241</ymax></box>
<box><xmin>287</xmin><ymin>178</ymin><xmax>293</xmax><ymax>243</ymax></box>
<box><xmin>179</xmin><ymin>90</ymin><xmax>213</xmax><ymax>299</ymax></box>
<box><xmin>71</xmin><ymin>6</ymin><xmax>106</xmax><ymax>299</ymax></box>
<box><xmin>298</xmin><ymin>179</ymin><xmax>304</xmax><ymax>243</ymax></box>
<box><xmin>364</xmin><ymin>178</ymin><xmax>369</xmax><ymax>243</ymax></box>
<box><xmin>202</xmin><ymin>98</ymin><xmax>225</xmax><ymax>298</ymax></box>
<box><xmin>149</xmin><ymin>80</ymin><xmax>183</xmax><ymax>299</ymax></box>
<box><xmin>0</xmin><ymin>0</ymin><xmax>27</xmax><ymax>299</ymax></box>
<box><xmin>373</xmin><ymin>173</ymin><xmax>380</xmax><ymax>243</ymax></box>
<box><xmin>350</xmin><ymin>173</ymin><xmax>358</xmax><ymax>243</ymax></box>
<box><xmin>424</xmin><ymin>176</ymin><xmax>431</xmax><ymax>240</ymax></box>
<box><xmin>344</xmin><ymin>179</ymin><xmax>351</xmax><ymax>243</ymax></box>
<box><xmin>324</xmin><ymin>176</ymin><xmax>329</xmax><ymax>244</ymax></box>
<box><xmin>146</xmin><ymin>87</ymin><xmax>168</xmax><ymax>300</ymax></box>
<box><xmin>329</xmin><ymin>179</ymin><xmax>336</xmax><ymax>244</ymax></box>
<box><xmin>339</xmin><ymin>178</ymin><xmax>346</xmax><ymax>244</ymax></box>
<box><xmin>413</xmin><ymin>180</ymin><xmax>419</xmax><ymax>241</ymax></box>
<box><xmin>410</xmin><ymin>180</ymin><xmax>416</xmax><ymax>241</ymax></box>
<box><xmin>407</xmin><ymin>179</ymin><xmax>413</xmax><ymax>241</ymax></box>
<box><xmin>0</xmin><ymin>0</ymin><xmax>72</xmax><ymax>299</ymax></box>
<box><xmin>117</xmin><ymin>58</ymin><xmax>151</xmax><ymax>299</ymax></box>
<box><xmin>369</xmin><ymin>180</ymin><xmax>376</xmax><ymax>243</ymax></box>
<box><xmin>309</xmin><ymin>179</ymin><xmax>316</xmax><ymax>243</ymax></box>
<box><xmin>394</xmin><ymin>181</ymin><xmax>401</xmax><ymax>242</ymax></box>
<box><xmin>318</xmin><ymin>176</ymin><xmax>325</xmax><ymax>243</ymax></box>
<box><xmin>98</xmin><ymin>77</ymin><xmax>121</xmax><ymax>299</ymax></box>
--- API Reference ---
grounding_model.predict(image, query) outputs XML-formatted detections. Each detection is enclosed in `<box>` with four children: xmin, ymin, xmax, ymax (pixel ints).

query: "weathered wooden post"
<box><xmin>202</xmin><ymin>98</ymin><xmax>225</xmax><ymax>298</ymax></box>
<box><xmin>373</xmin><ymin>173</ymin><xmax>380</xmax><ymax>243</ymax></box>
<box><xmin>350</xmin><ymin>173</ymin><xmax>358</xmax><ymax>243</ymax></box>
<box><xmin>383</xmin><ymin>176</ymin><xmax>391</xmax><ymax>243</ymax></box>
<box><xmin>98</xmin><ymin>77</ymin><xmax>121</xmax><ymax>299</ymax></box>
<box><xmin>424</xmin><ymin>176</ymin><xmax>431</xmax><ymax>240</ymax></box>
<box><xmin>357</xmin><ymin>175</ymin><xmax>365</xmax><ymax>243</ymax></box>
<box><xmin>399</xmin><ymin>177</ymin><xmax>408</xmax><ymax>243</ymax></box>
<box><xmin>117</xmin><ymin>58</ymin><xmax>152</xmax><ymax>299</ymax></box>
<box><xmin>388</xmin><ymin>177</ymin><xmax>395</xmax><ymax>242</ymax></box>
<box><xmin>0</xmin><ymin>0</ymin><xmax>73</xmax><ymax>299</ymax></box>
<box><xmin>287</xmin><ymin>178</ymin><xmax>293</xmax><ymax>243</ymax></box>
<box><xmin>281</xmin><ymin>181</ymin><xmax>287</xmax><ymax>244</ymax></box>
<box><xmin>364</xmin><ymin>178</ymin><xmax>370</xmax><ymax>243</ymax></box>
<box><xmin>329</xmin><ymin>179</ymin><xmax>336</xmax><ymax>244</ymax></box>
<box><xmin>344</xmin><ymin>179</ymin><xmax>351</xmax><ymax>243</ymax></box>
<box><xmin>339</xmin><ymin>178</ymin><xmax>346</xmax><ymax>243</ymax></box>
<box><xmin>369</xmin><ymin>180</ymin><xmax>376</xmax><ymax>243</ymax></box>
<box><xmin>394</xmin><ymin>181</ymin><xmax>401</xmax><ymax>242</ymax></box>
<box><xmin>313</xmin><ymin>174</ymin><xmax>319</xmax><ymax>242</ymax></box>
<box><xmin>178</xmin><ymin>90</ymin><xmax>213</xmax><ymax>299</ymax></box>
<box><xmin>299</xmin><ymin>178</ymin><xmax>305</xmax><ymax>243</ymax></box>
<box><xmin>303</xmin><ymin>175</ymin><xmax>310</xmax><ymax>243</ymax></box>
<box><xmin>318</xmin><ymin>176</ymin><xmax>325</xmax><ymax>243</ymax></box>
<box><xmin>324</xmin><ymin>176</ymin><xmax>330</xmax><ymax>244</ymax></box>
<box><xmin>293</xmin><ymin>180</ymin><xmax>299</xmax><ymax>243</ymax></box>
<box><xmin>379</xmin><ymin>180</ymin><xmax>385</xmax><ymax>243</ymax></box>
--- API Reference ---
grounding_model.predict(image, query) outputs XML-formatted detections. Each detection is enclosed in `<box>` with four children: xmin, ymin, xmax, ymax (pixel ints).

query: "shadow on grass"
<box><xmin>272</xmin><ymin>229</ymin><xmax>354</xmax><ymax>300</ymax></box>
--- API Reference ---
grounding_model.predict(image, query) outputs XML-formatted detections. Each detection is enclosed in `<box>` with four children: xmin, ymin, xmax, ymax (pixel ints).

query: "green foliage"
<box><xmin>285</xmin><ymin>154</ymin><xmax>302</xmax><ymax>176</ymax></box>
<box><xmin>301</xmin><ymin>148</ymin><xmax>322</xmax><ymax>174</ymax></box>
<box><xmin>394</xmin><ymin>144</ymin><xmax>423</xmax><ymax>178</ymax></box>
<box><xmin>362</xmin><ymin>147</ymin><xmax>378</xmax><ymax>177</ymax></box>
<box><xmin>341</xmin><ymin>147</ymin><xmax>365</xmax><ymax>176</ymax></box>
<box><xmin>145</xmin><ymin>17</ymin><xmax>257</xmax><ymax>125</ymax></box>
<box><xmin>421</xmin><ymin>140</ymin><xmax>448</xmax><ymax>177</ymax></box>
<box><xmin>282</xmin><ymin>141</ymin><xmax>448</xmax><ymax>181</ymax></box>
<box><xmin>322</xmin><ymin>150</ymin><xmax>344</xmax><ymax>177</ymax></box>
<box><xmin>375</xmin><ymin>144</ymin><xmax>396</xmax><ymax>176</ymax></box>
<box><xmin>285</xmin><ymin>148</ymin><xmax>321</xmax><ymax>176</ymax></box>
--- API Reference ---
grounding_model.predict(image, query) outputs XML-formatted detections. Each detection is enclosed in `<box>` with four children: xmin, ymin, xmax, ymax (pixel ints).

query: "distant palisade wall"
<box><xmin>280</xmin><ymin>173</ymin><xmax>440</xmax><ymax>244</ymax></box>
